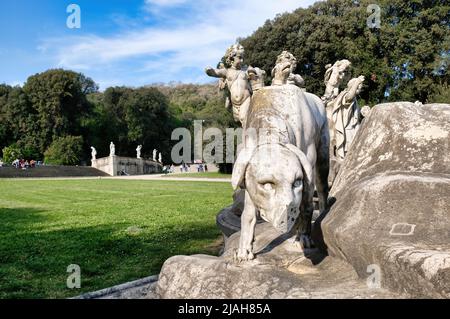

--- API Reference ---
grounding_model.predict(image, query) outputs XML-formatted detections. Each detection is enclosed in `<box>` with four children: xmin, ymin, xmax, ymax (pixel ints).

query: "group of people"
<box><xmin>163</xmin><ymin>163</ymin><xmax>208</xmax><ymax>174</ymax></box>
<box><xmin>162</xmin><ymin>164</ymin><xmax>176</xmax><ymax>174</ymax></box>
<box><xmin>197</xmin><ymin>164</ymin><xmax>208</xmax><ymax>173</ymax></box>
<box><xmin>161</xmin><ymin>163</ymin><xmax>208</xmax><ymax>174</ymax></box>
<box><xmin>11</xmin><ymin>159</ymin><xmax>38</xmax><ymax>169</ymax></box>
<box><xmin>180</xmin><ymin>162</ymin><xmax>191</xmax><ymax>173</ymax></box>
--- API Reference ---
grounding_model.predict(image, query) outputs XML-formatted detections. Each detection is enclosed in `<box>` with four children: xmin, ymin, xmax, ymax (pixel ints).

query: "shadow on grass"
<box><xmin>0</xmin><ymin>207</ymin><xmax>51</xmax><ymax>231</ymax></box>
<box><xmin>0</xmin><ymin>207</ymin><xmax>221</xmax><ymax>299</ymax></box>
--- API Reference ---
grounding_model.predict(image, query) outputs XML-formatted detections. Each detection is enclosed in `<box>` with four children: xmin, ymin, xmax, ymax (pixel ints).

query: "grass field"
<box><xmin>0</xmin><ymin>179</ymin><xmax>233</xmax><ymax>299</ymax></box>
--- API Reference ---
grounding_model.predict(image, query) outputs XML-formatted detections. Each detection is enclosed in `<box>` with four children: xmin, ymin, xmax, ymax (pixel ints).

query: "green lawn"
<box><xmin>164</xmin><ymin>172</ymin><xmax>231</xmax><ymax>179</ymax></box>
<box><xmin>0</xmin><ymin>179</ymin><xmax>233</xmax><ymax>299</ymax></box>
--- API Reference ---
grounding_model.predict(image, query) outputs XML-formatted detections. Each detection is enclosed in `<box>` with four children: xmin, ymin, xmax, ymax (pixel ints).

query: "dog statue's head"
<box><xmin>271</xmin><ymin>51</ymin><xmax>298</xmax><ymax>86</ymax></box>
<box><xmin>232</xmin><ymin>143</ymin><xmax>313</xmax><ymax>233</ymax></box>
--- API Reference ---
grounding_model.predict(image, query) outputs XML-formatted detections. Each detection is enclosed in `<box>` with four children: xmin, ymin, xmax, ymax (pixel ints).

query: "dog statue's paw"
<box><xmin>234</xmin><ymin>248</ymin><xmax>255</xmax><ymax>263</ymax></box>
<box><xmin>299</xmin><ymin>234</ymin><xmax>314</xmax><ymax>250</ymax></box>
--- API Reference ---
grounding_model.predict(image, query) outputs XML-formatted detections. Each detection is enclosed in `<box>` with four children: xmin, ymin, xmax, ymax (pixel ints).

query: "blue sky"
<box><xmin>0</xmin><ymin>0</ymin><xmax>317</xmax><ymax>90</ymax></box>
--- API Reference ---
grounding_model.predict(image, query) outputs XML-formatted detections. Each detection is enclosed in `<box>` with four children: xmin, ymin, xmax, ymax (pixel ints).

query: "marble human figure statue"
<box><xmin>153</xmin><ymin>149</ymin><xmax>157</xmax><ymax>162</ymax></box>
<box><xmin>205</xmin><ymin>44</ymin><xmax>254</xmax><ymax>126</ymax></box>
<box><xmin>91</xmin><ymin>147</ymin><xmax>97</xmax><ymax>161</ymax></box>
<box><xmin>136</xmin><ymin>145</ymin><xmax>142</xmax><ymax>159</ymax></box>
<box><xmin>322</xmin><ymin>59</ymin><xmax>352</xmax><ymax>102</ymax></box>
<box><xmin>109</xmin><ymin>142</ymin><xmax>115</xmax><ymax>157</ymax></box>
<box><xmin>331</xmin><ymin>76</ymin><xmax>365</xmax><ymax>160</ymax></box>
<box><xmin>217</xmin><ymin>62</ymin><xmax>233</xmax><ymax>112</ymax></box>
<box><xmin>271</xmin><ymin>51</ymin><xmax>305</xmax><ymax>88</ymax></box>
<box><xmin>360</xmin><ymin>105</ymin><xmax>371</xmax><ymax>118</ymax></box>
<box><xmin>322</xmin><ymin>60</ymin><xmax>352</xmax><ymax>165</ymax></box>
<box><xmin>158</xmin><ymin>153</ymin><xmax>162</xmax><ymax>164</ymax></box>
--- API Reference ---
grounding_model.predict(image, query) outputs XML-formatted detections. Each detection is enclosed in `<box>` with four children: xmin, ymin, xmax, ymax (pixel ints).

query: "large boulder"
<box><xmin>321</xmin><ymin>102</ymin><xmax>450</xmax><ymax>298</ymax></box>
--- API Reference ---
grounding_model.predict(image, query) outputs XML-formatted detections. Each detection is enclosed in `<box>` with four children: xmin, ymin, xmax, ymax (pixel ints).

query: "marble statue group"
<box><xmin>89</xmin><ymin>143</ymin><xmax>163</xmax><ymax>164</ymax></box>
<box><xmin>206</xmin><ymin>44</ymin><xmax>366</xmax><ymax>262</ymax></box>
<box><xmin>81</xmin><ymin>41</ymin><xmax>449</xmax><ymax>299</ymax></box>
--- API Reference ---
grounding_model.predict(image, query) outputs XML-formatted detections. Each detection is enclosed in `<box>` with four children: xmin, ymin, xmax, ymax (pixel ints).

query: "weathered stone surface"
<box><xmin>331</xmin><ymin>102</ymin><xmax>450</xmax><ymax>193</ymax></box>
<box><xmin>156</xmin><ymin>223</ymin><xmax>404</xmax><ymax>299</ymax></box>
<box><xmin>92</xmin><ymin>155</ymin><xmax>162</xmax><ymax>176</ymax></box>
<box><xmin>216</xmin><ymin>206</ymin><xmax>242</xmax><ymax>238</ymax></box>
<box><xmin>217</xmin><ymin>190</ymin><xmax>322</xmax><ymax>241</ymax></box>
<box><xmin>216</xmin><ymin>190</ymin><xmax>245</xmax><ymax>239</ymax></box>
<box><xmin>321</xmin><ymin>102</ymin><xmax>450</xmax><ymax>298</ymax></box>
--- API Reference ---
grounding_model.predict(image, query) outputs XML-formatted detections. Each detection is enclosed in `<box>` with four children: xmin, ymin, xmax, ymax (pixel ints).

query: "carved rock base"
<box><xmin>156</xmin><ymin>223</ymin><xmax>405</xmax><ymax>299</ymax></box>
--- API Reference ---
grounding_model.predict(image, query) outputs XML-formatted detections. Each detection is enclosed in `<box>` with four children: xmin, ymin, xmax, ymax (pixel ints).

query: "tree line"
<box><xmin>0</xmin><ymin>70</ymin><xmax>230</xmax><ymax>165</ymax></box>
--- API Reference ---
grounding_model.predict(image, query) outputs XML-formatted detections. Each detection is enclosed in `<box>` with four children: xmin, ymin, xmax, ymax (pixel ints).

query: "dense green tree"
<box><xmin>0</xmin><ymin>85</ymin><xmax>38</xmax><ymax>158</ymax></box>
<box><xmin>81</xmin><ymin>92</ymin><xmax>113</xmax><ymax>159</ymax></box>
<box><xmin>124</xmin><ymin>87</ymin><xmax>172</xmax><ymax>158</ymax></box>
<box><xmin>156</xmin><ymin>83</ymin><xmax>234</xmax><ymax>128</ymax></box>
<box><xmin>0</xmin><ymin>84</ymin><xmax>12</xmax><ymax>153</ymax></box>
<box><xmin>240</xmin><ymin>0</ymin><xmax>449</xmax><ymax>104</ymax></box>
<box><xmin>86</xmin><ymin>87</ymin><xmax>130</xmax><ymax>157</ymax></box>
<box><xmin>429</xmin><ymin>83</ymin><xmax>450</xmax><ymax>103</ymax></box>
<box><xmin>1</xmin><ymin>144</ymin><xmax>22</xmax><ymax>164</ymax></box>
<box><xmin>85</xmin><ymin>86</ymin><xmax>173</xmax><ymax>160</ymax></box>
<box><xmin>44</xmin><ymin>135</ymin><xmax>84</xmax><ymax>165</ymax></box>
<box><xmin>1</xmin><ymin>142</ymin><xmax>39</xmax><ymax>162</ymax></box>
<box><xmin>155</xmin><ymin>83</ymin><xmax>235</xmax><ymax>167</ymax></box>
<box><xmin>78</xmin><ymin>73</ymin><xmax>99</xmax><ymax>94</ymax></box>
<box><xmin>6</xmin><ymin>87</ymin><xmax>38</xmax><ymax>145</ymax></box>
<box><xmin>23</xmin><ymin>69</ymin><xmax>96</xmax><ymax>154</ymax></box>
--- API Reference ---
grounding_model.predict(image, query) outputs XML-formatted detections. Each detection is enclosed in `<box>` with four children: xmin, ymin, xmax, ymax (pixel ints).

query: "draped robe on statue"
<box><xmin>331</xmin><ymin>90</ymin><xmax>361</xmax><ymax>160</ymax></box>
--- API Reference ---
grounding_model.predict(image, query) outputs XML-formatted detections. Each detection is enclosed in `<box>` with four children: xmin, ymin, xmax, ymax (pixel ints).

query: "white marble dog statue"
<box><xmin>232</xmin><ymin>51</ymin><xmax>330</xmax><ymax>262</ymax></box>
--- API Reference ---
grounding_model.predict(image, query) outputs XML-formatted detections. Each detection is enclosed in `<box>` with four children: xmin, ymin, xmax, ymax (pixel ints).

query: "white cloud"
<box><xmin>10</xmin><ymin>81</ymin><xmax>24</xmax><ymax>87</ymax></box>
<box><xmin>40</xmin><ymin>0</ymin><xmax>317</xmax><ymax>87</ymax></box>
<box><xmin>144</xmin><ymin>0</ymin><xmax>188</xmax><ymax>6</ymax></box>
